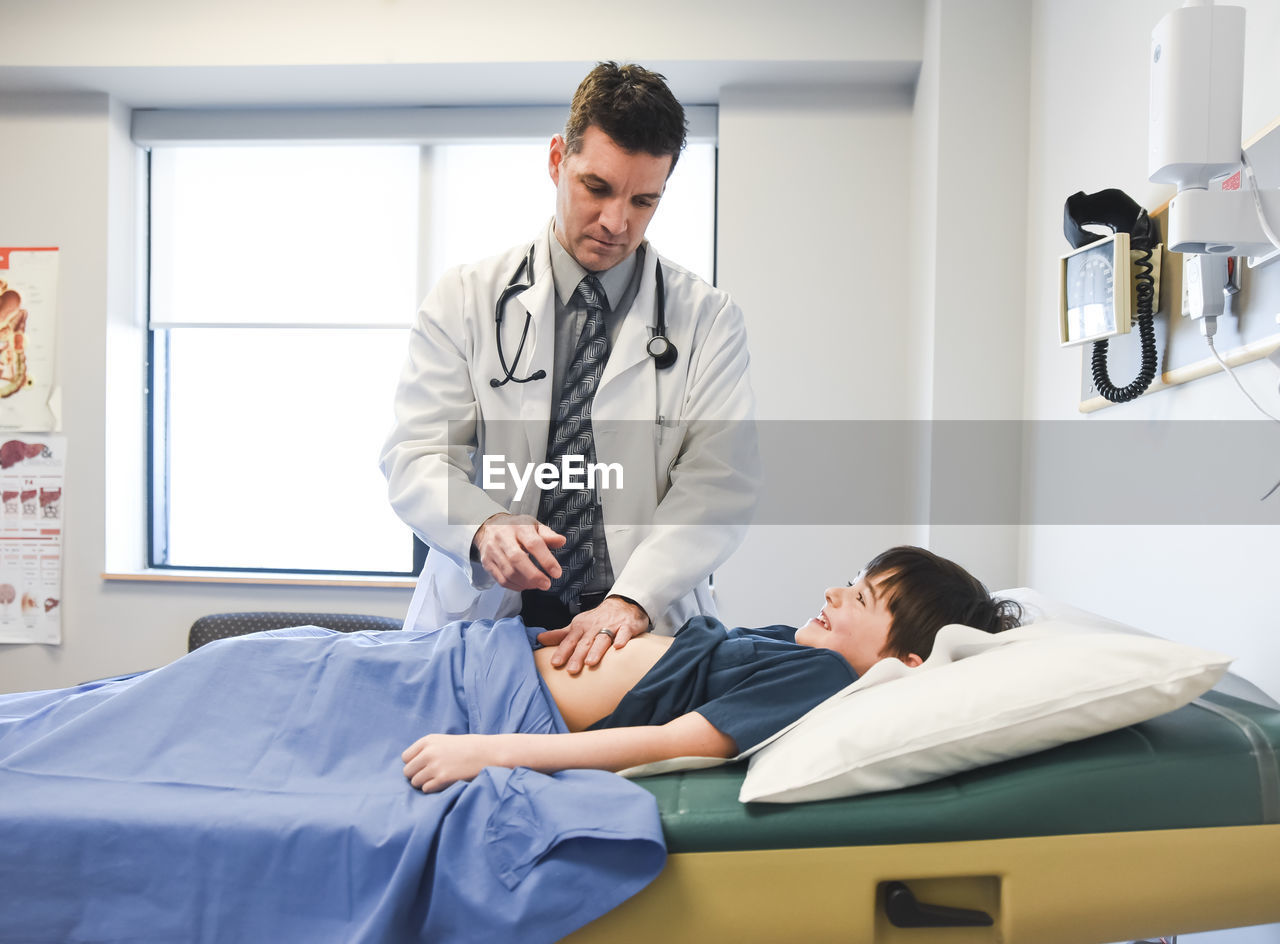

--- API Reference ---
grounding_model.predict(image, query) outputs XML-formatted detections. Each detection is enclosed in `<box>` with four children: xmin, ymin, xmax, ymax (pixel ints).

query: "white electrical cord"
<box><xmin>1204</xmin><ymin>335</ymin><xmax>1280</xmax><ymax>499</ymax></box>
<box><xmin>1205</xmin><ymin>336</ymin><xmax>1280</xmax><ymax>422</ymax></box>
<box><xmin>1240</xmin><ymin>147</ymin><xmax>1280</xmax><ymax>252</ymax></box>
<box><xmin>1198</xmin><ymin>153</ymin><xmax>1280</xmax><ymax>498</ymax></box>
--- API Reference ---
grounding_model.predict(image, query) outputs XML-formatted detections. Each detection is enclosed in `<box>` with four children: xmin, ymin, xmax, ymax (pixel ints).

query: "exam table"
<box><xmin>569</xmin><ymin>686</ymin><xmax>1280</xmax><ymax>944</ymax></box>
<box><xmin>189</xmin><ymin>614</ymin><xmax>1280</xmax><ymax>944</ymax></box>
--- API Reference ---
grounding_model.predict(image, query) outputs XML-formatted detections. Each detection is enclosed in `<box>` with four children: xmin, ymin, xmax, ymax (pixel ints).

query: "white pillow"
<box><xmin>737</xmin><ymin>619</ymin><xmax>1231</xmax><ymax>804</ymax></box>
<box><xmin>995</xmin><ymin>587</ymin><xmax>1156</xmax><ymax>635</ymax></box>
<box><xmin>999</xmin><ymin>588</ymin><xmax>1275</xmax><ymax>707</ymax></box>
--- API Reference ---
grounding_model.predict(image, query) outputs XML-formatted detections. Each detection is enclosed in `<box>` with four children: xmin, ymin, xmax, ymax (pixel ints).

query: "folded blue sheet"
<box><xmin>0</xmin><ymin>619</ymin><xmax>665</xmax><ymax>943</ymax></box>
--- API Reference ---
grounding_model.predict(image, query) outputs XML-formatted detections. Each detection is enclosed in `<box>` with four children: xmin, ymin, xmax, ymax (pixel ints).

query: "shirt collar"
<box><xmin>547</xmin><ymin>218</ymin><xmax>639</xmax><ymax>311</ymax></box>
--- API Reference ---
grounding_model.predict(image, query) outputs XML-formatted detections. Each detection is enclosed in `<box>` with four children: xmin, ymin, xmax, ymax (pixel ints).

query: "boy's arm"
<box><xmin>402</xmin><ymin>712</ymin><xmax>736</xmax><ymax>793</ymax></box>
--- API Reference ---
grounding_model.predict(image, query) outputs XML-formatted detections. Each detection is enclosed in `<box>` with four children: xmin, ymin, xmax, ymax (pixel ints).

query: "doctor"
<box><xmin>381</xmin><ymin>62</ymin><xmax>759</xmax><ymax>674</ymax></box>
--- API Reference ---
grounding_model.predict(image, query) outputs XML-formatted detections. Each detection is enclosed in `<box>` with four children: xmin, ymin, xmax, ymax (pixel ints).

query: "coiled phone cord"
<box><xmin>1090</xmin><ymin>245</ymin><xmax>1157</xmax><ymax>403</ymax></box>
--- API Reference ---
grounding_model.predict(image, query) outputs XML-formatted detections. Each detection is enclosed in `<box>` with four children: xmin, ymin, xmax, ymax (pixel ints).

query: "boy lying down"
<box><xmin>403</xmin><ymin>546</ymin><xmax>1022</xmax><ymax>793</ymax></box>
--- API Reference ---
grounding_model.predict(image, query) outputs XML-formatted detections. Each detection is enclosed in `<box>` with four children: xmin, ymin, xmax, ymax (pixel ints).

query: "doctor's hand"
<box><xmin>473</xmin><ymin>513</ymin><xmax>565</xmax><ymax>591</ymax></box>
<box><xmin>537</xmin><ymin>596</ymin><xmax>650</xmax><ymax>676</ymax></box>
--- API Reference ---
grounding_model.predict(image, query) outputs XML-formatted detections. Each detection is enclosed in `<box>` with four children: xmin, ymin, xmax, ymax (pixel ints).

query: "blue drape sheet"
<box><xmin>0</xmin><ymin>619</ymin><xmax>666</xmax><ymax>943</ymax></box>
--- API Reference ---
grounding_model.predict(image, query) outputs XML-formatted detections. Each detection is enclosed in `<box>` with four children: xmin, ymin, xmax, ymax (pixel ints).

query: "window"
<box><xmin>144</xmin><ymin>113</ymin><xmax>716</xmax><ymax>576</ymax></box>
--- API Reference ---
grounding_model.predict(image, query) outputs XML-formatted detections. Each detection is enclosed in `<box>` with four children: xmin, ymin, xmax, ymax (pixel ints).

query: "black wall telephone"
<box><xmin>1062</xmin><ymin>189</ymin><xmax>1161</xmax><ymax>403</ymax></box>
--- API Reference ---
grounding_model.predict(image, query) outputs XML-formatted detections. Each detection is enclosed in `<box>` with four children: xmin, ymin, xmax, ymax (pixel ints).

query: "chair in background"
<box><xmin>187</xmin><ymin>612</ymin><xmax>403</xmax><ymax>652</ymax></box>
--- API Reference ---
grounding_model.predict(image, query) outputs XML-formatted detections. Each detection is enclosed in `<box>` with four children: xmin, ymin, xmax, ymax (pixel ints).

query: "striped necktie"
<box><xmin>540</xmin><ymin>275</ymin><xmax>611</xmax><ymax>605</ymax></box>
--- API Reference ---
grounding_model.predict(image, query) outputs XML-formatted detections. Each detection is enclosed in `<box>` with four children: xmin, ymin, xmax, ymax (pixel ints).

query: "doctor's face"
<box><xmin>549</xmin><ymin>125</ymin><xmax>672</xmax><ymax>272</ymax></box>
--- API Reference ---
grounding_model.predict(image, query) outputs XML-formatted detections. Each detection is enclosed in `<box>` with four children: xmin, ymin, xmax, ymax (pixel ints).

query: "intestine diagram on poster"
<box><xmin>0</xmin><ymin>247</ymin><xmax>59</xmax><ymax>432</ymax></box>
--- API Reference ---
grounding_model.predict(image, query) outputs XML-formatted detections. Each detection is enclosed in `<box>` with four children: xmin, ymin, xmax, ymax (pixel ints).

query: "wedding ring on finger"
<box><xmin>596</xmin><ymin>629</ymin><xmax>616</xmax><ymax>641</ymax></box>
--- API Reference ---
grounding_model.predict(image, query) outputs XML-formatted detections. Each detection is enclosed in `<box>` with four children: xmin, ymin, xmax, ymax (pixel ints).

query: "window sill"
<box><xmin>101</xmin><ymin>570</ymin><xmax>416</xmax><ymax>589</ymax></box>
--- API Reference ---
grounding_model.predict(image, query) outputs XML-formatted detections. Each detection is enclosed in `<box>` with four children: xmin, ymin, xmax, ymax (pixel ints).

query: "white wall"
<box><xmin>1022</xmin><ymin>0</ymin><xmax>1280</xmax><ymax>702</ymax></box>
<box><xmin>714</xmin><ymin>0</ymin><xmax>1035</xmax><ymax>627</ymax></box>
<box><xmin>712</xmin><ymin>83</ymin><xmax>919</xmax><ymax>628</ymax></box>
<box><xmin>3</xmin><ymin>0</ymin><xmax>920</xmax><ymax>68</ymax></box>
<box><xmin>0</xmin><ymin>0</ymin><xmax>923</xmax><ymax>107</ymax></box>
<box><xmin>911</xmin><ymin>0</ymin><xmax>1032</xmax><ymax>591</ymax></box>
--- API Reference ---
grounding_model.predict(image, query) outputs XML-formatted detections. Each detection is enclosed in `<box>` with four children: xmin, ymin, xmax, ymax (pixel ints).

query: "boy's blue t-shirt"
<box><xmin>586</xmin><ymin>615</ymin><xmax>858</xmax><ymax>752</ymax></box>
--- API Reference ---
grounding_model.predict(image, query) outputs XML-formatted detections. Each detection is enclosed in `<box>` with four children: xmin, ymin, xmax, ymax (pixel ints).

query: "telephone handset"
<box><xmin>1060</xmin><ymin>188</ymin><xmax>1162</xmax><ymax>403</ymax></box>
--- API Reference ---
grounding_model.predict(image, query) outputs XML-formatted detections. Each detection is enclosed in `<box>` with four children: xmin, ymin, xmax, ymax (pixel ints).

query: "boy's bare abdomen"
<box><xmin>534</xmin><ymin>633</ymin><xmax>675</xmax><ymax>732</ymax></box>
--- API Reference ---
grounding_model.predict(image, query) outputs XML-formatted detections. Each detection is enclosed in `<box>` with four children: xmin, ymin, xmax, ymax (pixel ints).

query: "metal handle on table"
<box><xmin>882</xmin><ymin>881</ymin><xmax>994</xmax><ymax>928</ymax></box>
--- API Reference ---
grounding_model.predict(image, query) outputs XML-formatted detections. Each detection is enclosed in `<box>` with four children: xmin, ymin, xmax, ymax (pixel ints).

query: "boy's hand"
<box><xmin>402</xmin><ymin>733</ymin><xmax>501</xmax><ymax>793</ymax></box>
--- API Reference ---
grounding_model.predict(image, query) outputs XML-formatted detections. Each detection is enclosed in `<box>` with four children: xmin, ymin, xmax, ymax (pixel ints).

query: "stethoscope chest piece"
<box><xmin>646</xmin><ymin>333</ymin><xmax>678</xmax><ymax>370</ymax></box>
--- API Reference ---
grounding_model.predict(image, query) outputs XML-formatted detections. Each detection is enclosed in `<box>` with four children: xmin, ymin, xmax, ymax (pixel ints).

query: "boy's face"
<box><xmin>795</xmin><ymin>572</ymin><xmax>922</xmax><ymax>676</ymax></box>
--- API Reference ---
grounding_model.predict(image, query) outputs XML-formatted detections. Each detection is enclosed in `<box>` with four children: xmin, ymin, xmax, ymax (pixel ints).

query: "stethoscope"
<box><xmin>489</xmin><ymin>243</ymin><xmax>678</xmax><ymax>388</ymax></box>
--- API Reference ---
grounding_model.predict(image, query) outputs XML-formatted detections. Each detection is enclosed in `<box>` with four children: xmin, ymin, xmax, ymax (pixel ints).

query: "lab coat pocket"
<box><xmin>653</xmin><ymin>416</ymin><xmax>686</xmax><ymax>502</ymax></box>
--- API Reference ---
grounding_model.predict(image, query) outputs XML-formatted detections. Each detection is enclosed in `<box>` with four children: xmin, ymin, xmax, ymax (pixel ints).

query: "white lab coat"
<box><xmin>380</xmin><ymin>227</ymin><xmax>759</xmax><ymax>635</ymax></box>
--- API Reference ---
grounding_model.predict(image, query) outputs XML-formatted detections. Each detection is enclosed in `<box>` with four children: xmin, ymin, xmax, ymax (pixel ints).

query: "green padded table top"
<box><xmin>634</xmin><ymin>690</ymin><xmax>1280</xmax><ymax>855</ymax></box>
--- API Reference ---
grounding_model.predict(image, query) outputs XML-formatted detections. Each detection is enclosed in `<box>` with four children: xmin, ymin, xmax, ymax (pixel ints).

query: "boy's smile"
<box><xmin>796</xmin><ymin>572</ymin><xmax>921</xmax><ymax>676</ymax></box>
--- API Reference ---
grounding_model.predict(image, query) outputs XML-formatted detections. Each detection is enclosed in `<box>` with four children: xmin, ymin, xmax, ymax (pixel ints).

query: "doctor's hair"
<box><xmin>565</xmin><ymin>61</ymin><xmax>687</xmax><ymax>174</ymax></box>
<box><xmin>863</xmin><ymin>546</ymin><xmax>1022</xmax><ymax>662</ymax></box>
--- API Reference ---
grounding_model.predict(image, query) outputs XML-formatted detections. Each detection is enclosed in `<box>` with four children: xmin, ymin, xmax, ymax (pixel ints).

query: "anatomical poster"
<box><xmin>0</xmin><ymin>247</ymin><xmax>59</xmax><ymax>432</ymax></box>
<box><xmin>0</xmin><ymin>433</ymin><xmax>64</xmax><ymax>645</ymax></box>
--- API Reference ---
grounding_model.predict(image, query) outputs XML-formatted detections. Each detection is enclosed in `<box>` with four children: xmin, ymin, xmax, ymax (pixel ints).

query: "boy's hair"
<box><xmin>564</xmin><ymin>62</ymin><xmax>687</xmax><ymax>175</ymax></box>
<box><xmin>863</xmin><ymin>546</ymin><xmax>1022</xmax><ymax>662</ymax></box>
